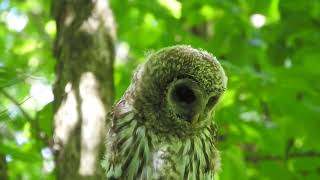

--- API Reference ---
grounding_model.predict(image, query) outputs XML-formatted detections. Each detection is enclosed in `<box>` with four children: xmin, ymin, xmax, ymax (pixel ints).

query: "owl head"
<box><xmin>130</xmin><ymin>45</ymin><xmax>227</xmax><ymax>138</ymax></box>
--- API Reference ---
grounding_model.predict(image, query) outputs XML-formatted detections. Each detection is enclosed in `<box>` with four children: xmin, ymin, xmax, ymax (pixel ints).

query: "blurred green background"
<box><xmin>1</xmin><ymin>0</ymin><xmax>320</xmax><ymax>179</ymax></box>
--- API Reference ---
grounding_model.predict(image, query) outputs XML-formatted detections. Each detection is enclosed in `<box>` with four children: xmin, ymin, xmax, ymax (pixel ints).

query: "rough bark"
<box><xmin>52</xmin><ymin>0</ymin><xmax>116</xmax><ymax>179</ymax></box>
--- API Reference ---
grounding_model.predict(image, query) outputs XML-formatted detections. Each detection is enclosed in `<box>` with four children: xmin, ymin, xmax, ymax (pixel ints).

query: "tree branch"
<box><xmin>246</xmin><ymin>150</ymin><xmax>320</xmax><ymax>163</ymax></box>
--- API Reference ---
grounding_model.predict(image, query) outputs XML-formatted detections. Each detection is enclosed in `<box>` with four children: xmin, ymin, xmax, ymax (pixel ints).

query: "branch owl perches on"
<box><xmin>103</xmin><ymin>45</ymin><xmax>227</xmax><ymax>179</ymax></box>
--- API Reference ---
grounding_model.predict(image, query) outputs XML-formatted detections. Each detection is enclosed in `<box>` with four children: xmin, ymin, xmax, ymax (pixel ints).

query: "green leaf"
<box><xmin>37</xmin><ymin>103</ymin><xmax>53</xmax><ymax>136</ymax></box>
<box><xmin>0</xmin><ymin>143</ymin><xmax>41</xmax><ymax>162</ymax></box>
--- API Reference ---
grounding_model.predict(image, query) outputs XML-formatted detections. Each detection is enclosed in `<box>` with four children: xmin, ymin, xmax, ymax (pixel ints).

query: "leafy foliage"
<box><xmin>0</xmin><ymin>0</ymin><xmax>319</xmax><ymax>179</ymax></box>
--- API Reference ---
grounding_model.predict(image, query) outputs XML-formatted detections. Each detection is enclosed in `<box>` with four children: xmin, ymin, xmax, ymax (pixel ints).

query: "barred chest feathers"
<box><xmin>104</xmin><ymin>100</ymin><xmax>220</xmax><ymax>180</ymax></box>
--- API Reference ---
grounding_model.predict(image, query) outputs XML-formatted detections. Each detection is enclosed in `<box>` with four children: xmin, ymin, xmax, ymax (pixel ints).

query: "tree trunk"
<box><xmin>52</xmin><ymin>0</ymin><xmax>116</xmax><ymax>179</ymax></box>
<box><xmin>0</xmin><ymin>145</ymin><xmax>8</xmax><ymax>180</ymax></box>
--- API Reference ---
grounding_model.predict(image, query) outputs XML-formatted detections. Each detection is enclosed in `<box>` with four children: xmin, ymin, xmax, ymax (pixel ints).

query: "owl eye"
<box><xmin>172</xmin><ymin>84</ymin><xmax>196</xmax><ymax>105</ymax></box>
<box><xmin>167</xmin><ymin>78</ymin><xmax>205</xmax><ymax>122</ymax></box>
<box><xmin>206</xmin><ymin>95</ymin><xmax>219</xmax><ymax>109</ymax></box>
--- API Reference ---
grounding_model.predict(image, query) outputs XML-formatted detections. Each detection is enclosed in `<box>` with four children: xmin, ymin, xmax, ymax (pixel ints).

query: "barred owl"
<box><xmin>103</xmin><ymin>45</ymin><xmax>227</xmax><ymax>179</ymax></box>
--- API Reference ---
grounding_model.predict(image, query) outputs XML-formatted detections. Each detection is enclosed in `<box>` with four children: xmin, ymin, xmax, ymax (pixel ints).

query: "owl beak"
<box><xmin>190</xmin><ymin>113</ymin><xmax>200</xmax><ymax>124</ymax></box>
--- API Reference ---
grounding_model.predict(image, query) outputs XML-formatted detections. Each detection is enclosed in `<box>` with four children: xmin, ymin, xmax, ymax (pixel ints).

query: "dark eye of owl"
<box><xmin>206</xmin><ymin>95</ymin><xmax>219</xmax><ymax>109</ymax></box>
<box><xmin>172</xmin><ymin>84</ymin><xmax>196</xmax><ymax>105</ymax></box>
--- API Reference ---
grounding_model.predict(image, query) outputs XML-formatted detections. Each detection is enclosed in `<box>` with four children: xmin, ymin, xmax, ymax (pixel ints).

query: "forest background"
<box><xmin>0</xmin><ymin>0</ymin><xmax>320</xmax><ymax>179</ymax></box>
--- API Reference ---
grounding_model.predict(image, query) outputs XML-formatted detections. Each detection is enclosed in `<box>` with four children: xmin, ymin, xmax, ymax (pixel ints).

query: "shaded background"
<box><xmin>1</xmin><ymin>0</ymin><xmax>320</xmax><ymax>179</ymax></box>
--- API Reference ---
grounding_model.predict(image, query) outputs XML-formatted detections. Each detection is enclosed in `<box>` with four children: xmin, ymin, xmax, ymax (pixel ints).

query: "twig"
<box><xmin>0</xmin><ymin>95</ymin><xmax>31</xmax><ymax>122</ymax></box>
<box><xmin>0</xmin><ymin>89</ymin><xmax>33</xmax><ymax>122</ymax></box>
<box><xmin>0</xmin><ymin>89</ymin><xmax>48</xmax><ymax>146</ymax></box>
<box><xmin>246</xmin><ymin>150</ymin><xmax>320</xmax><ymax>163</ymax></box>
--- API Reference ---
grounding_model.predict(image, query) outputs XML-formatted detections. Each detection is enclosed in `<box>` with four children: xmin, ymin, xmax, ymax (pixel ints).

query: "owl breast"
<box><xmin>104</xmin><ymin>106</ymin><xmax>220</xmax><ymax>180</ymax></box>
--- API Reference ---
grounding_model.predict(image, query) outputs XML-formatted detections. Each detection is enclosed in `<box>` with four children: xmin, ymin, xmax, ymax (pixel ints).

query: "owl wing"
<box><xmin>105</xmin><ymin>97</ymin><xmax>157</xmax><ymax>179</ymax></box>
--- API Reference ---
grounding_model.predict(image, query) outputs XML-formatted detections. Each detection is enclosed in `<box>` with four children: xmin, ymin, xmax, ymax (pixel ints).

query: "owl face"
<box><xmin>131</xmin><ymin>45</ymin><xmax>227</xmax><ymax>138</ymax></box>
<box><xmin>166</xmin><ymin>76</ymin><xmax>224</xmax><ymax>127</ymax></box>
